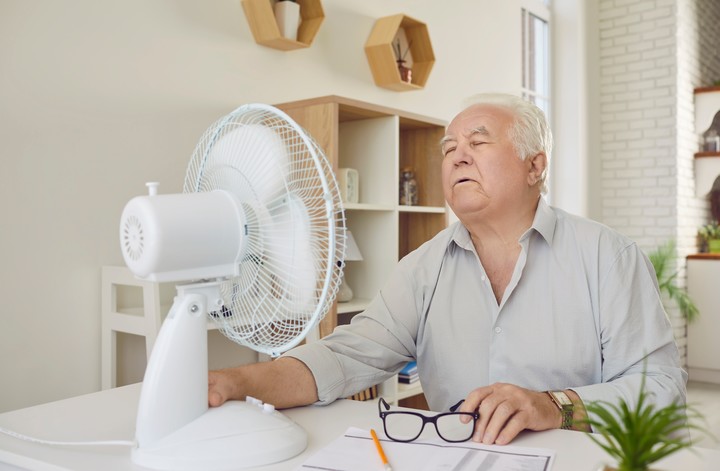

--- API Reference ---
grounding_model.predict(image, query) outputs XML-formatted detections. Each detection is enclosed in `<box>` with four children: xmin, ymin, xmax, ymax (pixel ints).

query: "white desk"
<box><xmin>0</xmin><ymin>384</ymin><xmax>717</xmax><ymax>471</ymax></box>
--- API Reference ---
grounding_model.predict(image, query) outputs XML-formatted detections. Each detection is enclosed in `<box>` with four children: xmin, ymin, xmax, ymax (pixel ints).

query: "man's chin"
<box><xmin>448</xmin><ymin>198</ymin><xmax>490</xmax><ymax>218</ymax></box>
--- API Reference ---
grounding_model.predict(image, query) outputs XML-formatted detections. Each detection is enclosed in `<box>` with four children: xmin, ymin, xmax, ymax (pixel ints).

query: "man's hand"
<box><xmin>208</xmin><ymin>368</ymin><xmax>243</xmax><ymax>407</ymax></box>
<box><xmin>457</xmin><ymin>382</ymin><xmax>561</xmax><ymax>445</ymax></box>
<box><xmin>207</xmin><ymin>358</ymin><xmax>319</xmax><ymax>409</ymax></box>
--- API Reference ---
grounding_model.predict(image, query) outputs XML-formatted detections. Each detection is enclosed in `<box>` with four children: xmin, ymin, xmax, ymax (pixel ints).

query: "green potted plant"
<box><xmin>647</xmin><ymin>240</ymin><xmax>699</xmax><ymax>323</ymax></box>
<box><xmin>698</xmin><ymin>221</ymin><xmax>720</xmax><ymax>253</ymax></box>
<box><xmin>582</xmin><ymin>376</ymin><xmax>709</xmax><ymax>471</ymax></box>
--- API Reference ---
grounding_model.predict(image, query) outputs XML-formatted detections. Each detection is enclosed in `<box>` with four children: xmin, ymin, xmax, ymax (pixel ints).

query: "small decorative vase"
<box><xmin>274</xmin><ymin>0</ymin><xmax>300</xmax><ymax>41</ymax></box>
<box><xmin>397</xmin><ymin>60</ymin><xmax>412</xmax><ymax>83</ymax></box>
<box><xmin>709</xmin><ymin>239</ymin><xmax>720</xmax><ymax>253</ymax></box>
<box><xmin>337</xmin><ymin>277</ymin><xmax>353</xmax><ymax>303</ymax></box>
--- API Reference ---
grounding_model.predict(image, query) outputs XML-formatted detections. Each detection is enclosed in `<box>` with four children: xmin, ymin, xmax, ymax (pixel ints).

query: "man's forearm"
<box><xmin>209</xmin><ymin>357</ymin><xmax>319</xmax><ymax>409</ymax></box>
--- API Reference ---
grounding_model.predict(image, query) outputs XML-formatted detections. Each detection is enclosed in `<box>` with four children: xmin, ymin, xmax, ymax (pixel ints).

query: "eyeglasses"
<box><xmin>377</xmin><ymin>397</ymin><xmax>479</xmax><ymax>443</ymax></box>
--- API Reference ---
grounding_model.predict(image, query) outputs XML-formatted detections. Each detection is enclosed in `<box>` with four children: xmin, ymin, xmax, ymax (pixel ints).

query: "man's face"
<box><xmin>440</xmin><ymin>104</ymin><xmax>532</xmax><ymax>220</ymax></box>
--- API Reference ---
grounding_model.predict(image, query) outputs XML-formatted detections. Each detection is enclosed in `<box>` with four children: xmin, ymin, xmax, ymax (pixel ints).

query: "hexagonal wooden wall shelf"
<box><xmin>242</xmin><ymin>0</ymin><xmax>325</xmax><ymax>51</ymax></box>
<box><xmin>365</xmin><ymin>14</ymin><xmax>435</xmax><ymax>91</ymax></box>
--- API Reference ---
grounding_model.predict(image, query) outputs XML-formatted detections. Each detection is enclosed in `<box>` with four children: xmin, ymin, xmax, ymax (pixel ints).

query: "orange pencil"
<box><xmin>370</xmin><ymin>428</ymin><xmax>392</xmax><ymax>471</ymax></box>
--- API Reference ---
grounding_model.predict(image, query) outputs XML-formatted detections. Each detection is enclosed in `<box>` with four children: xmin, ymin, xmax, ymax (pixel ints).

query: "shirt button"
<box><xmin>494</xmin><ymin>327</ymin><xmax>502</xmax><ymax>334</ymax></box>
<box><xmin>481</xmin><ymin>275</ymin><xmax>487</xmax><ymax>281</ymax></box>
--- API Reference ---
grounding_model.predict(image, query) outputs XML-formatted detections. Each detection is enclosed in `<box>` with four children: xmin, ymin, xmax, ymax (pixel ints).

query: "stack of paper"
<box><xmin>295</xmin><ymin>427</ymin><xmax>555</xmax><ymax>471</ymax></box>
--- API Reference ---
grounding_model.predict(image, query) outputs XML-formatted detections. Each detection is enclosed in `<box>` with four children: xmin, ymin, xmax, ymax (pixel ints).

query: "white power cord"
<box><xmin>0</xmin><ymin>425</ymin><xmax>135</xmax><ymax>447</ymax></box>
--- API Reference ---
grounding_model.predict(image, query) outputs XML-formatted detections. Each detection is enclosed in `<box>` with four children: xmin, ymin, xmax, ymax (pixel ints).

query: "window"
<box><xmin>521</xmin><ymin>7</ymin><xmax>550</xmax><ymax>117</ymax></box>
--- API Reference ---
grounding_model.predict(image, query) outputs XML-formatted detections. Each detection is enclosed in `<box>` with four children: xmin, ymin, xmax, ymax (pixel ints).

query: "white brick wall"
<box><xmin>597</xmin><ymin>0</ymin><xmax>720</xmax><ymax>363</ymax></box>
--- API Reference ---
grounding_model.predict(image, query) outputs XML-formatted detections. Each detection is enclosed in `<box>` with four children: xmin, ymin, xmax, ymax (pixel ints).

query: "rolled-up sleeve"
<box><xmin>571</xmin><ymin>243</ymin><xmax>687</xmax><ymax>417</ymax></box>
<box><xmin>283</xmin><ymin>264</ymin><xmax>422</xmax><ymax>404</ymax></box>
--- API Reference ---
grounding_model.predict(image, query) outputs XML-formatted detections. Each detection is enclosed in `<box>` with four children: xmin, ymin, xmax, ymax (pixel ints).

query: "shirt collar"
<box><xmin>450</xmin><ymin>221</ymin><xmax>473</xmax><ymax>251</ymax></box>
<box><xmin>450</xmin><ymin>197</ymin><xmax>557</xmax><ymax>250</ymax></box>
<box><xmin>527</xmin><ymin>197</ymin><xmax>556</xmax><ymax>245</ymax></box>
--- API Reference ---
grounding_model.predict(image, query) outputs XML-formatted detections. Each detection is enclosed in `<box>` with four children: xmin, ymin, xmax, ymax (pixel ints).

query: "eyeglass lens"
<box><xmin>436</xmin><ymin>414</ymin><xmax>475</xmax><ymax>441</ymax></box>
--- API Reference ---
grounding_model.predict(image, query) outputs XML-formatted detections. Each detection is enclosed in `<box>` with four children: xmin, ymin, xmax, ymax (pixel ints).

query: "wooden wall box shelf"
<box><xmin>242</xmin><ymin>0</ymin><xmax>325</xmax><ymax>51</ymax></box>
<box><xmin>365</xmin><ymin>14</ymin><xmax>435</xmax><ymax>91</ymax></box>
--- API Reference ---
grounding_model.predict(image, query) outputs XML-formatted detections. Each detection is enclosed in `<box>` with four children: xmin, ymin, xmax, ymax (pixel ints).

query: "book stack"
<box><xmin>347</xmin><ymin>384</ymin><xmax>378</xmax><ymax>402</ymax></box>
<box><xmin>398</xmin><ymin>361</ymin><xmax>419</xmax><ymax>384</ymax></box>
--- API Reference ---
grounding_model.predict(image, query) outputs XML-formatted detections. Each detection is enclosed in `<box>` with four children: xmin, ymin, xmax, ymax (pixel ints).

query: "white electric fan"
<box><xmin>119</xmin><ymin>104</ymin><xmax>346</xmax><ymax>470</ymax></box>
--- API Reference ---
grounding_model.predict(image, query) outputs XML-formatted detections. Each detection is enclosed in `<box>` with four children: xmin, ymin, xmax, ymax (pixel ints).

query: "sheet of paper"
<box><xmin>294</xmin><ymin>427</ymin><xmax>555</xmax><ymax>471</ymax></box>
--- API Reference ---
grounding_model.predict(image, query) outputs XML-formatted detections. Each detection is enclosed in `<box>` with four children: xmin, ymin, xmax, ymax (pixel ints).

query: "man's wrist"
<box><xmin>546</xmin><ymin>390</ymin><xmax>574</xmax><ymax>429</ymax></box>
<box><xmin>563</xmin><ymin>389</ymin><xmax>590</xmax><ymax>432</ymax></box>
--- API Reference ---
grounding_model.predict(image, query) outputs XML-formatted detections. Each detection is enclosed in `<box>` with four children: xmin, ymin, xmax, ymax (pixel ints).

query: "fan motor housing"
<box><xmin>120</xmin><ymin>190</ymin><xmax>246</xmax><ymax>282</ymax></box>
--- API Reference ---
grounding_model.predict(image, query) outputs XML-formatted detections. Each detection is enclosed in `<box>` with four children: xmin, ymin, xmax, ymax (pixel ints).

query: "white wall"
<box><xmin>0</xmin><ymin>0</ymin><xmax>556</xmax><ymax>412</ymax></box>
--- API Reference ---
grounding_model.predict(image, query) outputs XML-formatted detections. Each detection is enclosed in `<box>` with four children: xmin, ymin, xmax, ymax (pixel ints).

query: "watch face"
<box><xmin>552</xmin><ymin>391</ymin><xmax>572</xmax><ymax>406</ymax></box>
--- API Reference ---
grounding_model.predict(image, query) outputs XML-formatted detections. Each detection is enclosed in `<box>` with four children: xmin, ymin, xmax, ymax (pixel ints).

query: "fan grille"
<box><xmin>185</xmin><ymin>104</ymin><xmax>346</xmax><ymax>356</ymax></box>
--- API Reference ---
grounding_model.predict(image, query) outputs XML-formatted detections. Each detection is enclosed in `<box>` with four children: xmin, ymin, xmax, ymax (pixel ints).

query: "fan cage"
<box><xmin>184</xmin><ymin>104</ymin><xmax>346</xmax><ymax>356</ymax></box>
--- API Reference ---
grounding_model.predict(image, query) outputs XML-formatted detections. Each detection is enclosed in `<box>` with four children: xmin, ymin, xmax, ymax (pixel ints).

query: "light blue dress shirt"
<box><xmin>286</xmin><ymin>198</ymin><xmax>687</xmax><ymax>415</ymax></box>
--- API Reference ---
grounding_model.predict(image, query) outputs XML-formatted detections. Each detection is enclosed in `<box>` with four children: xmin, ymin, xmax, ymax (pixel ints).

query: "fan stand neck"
<box><xmin>132</xmin><ymin>284</ymin><xmax>307</xmax><ymax>470</ymax></box>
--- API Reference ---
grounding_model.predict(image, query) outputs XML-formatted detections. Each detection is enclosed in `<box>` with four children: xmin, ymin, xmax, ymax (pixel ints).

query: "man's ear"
<box><xmin>527</xmin><ymin>152</ymin><xmax>547</xmax><ymax>186</ymax></box>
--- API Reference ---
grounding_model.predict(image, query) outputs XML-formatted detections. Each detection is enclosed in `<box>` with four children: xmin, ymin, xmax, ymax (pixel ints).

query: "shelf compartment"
<box><xmin>337</xmin><ymin>298</ymin><xmax>371</xmax><ymax>315</ymax></box>
<box><xmin>343</xmin><ymin>202</ymin><xmax>395</xmax><ymax>212</ymax></box>
<box><xmin>365</xmin><ymin>14</ymin><xmax>435</xmax><ymax>91</ymax></box>
<box><xmin>339</xmin><ymin>116</ymin><xmax>399</xmax><ymax>207</ymax></box>
<box><xmin>241</xmin><ymin>0</ymin><xmax>325</xmax><ymax>51</ymax></box>
<box><xmin>694</xmin><ymin>154</ymin><xmax>720</xmax><ymax>197</ymax></box>
<box><xmin>397</xmin><ymin>205</ymin><xmax>446</xmax><ymax>214</ymax></box>
<box><xmin>400</xmin><ymin>125</ymin><xmax>446</xmax><ymax>207</ymax></box>
<box><xmin>345</xmin><ymin>210</ymin><xmax>399</xmax><ymax>302</ymax></box>
<box><xmin>397</xmin><ymin>381</ymin><xmax>423</xmax><ymax>400</ymax></box>
<box><xmin>399</xmin><ymin>212</ymin><xmax>447</xmax><ymax>258</ymax></box>
<box><xmin>695</xmin><ymin>86</ymin><xmax>720</xmax><ymax>135</ymax></box>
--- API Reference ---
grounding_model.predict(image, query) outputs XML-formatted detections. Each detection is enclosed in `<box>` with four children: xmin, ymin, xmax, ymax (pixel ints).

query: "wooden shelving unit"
<box><xmin>693</xmin><ymin>87</ymin><xmax>720</xmax><ymax>197</ymax></box>
<box><xmin>365</xmin><ymin>14</ymin><xmax>435</xmax><ymax>91</ymax></box>
<box><xmin>276</xmin><ymin>95</ymin><xmax>447</xmax><ymax>405</ymax></box>
<box><xmin>241</xmin><ymin>0</ymin><xmax>325</xmax><ymax>51</ymax></box>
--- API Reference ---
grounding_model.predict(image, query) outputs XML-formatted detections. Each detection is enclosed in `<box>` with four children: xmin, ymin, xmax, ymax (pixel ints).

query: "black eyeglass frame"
<box><xmin>377</xmin><ymin>397</ymin><xmax>480</xmax><ymax>443</ymax></box>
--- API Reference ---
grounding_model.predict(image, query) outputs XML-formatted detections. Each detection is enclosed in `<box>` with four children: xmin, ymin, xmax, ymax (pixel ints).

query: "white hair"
<box><xmin>460</xmin><ymin>93</ymin><xmax>553</xmax><ymax>194</ymax></box>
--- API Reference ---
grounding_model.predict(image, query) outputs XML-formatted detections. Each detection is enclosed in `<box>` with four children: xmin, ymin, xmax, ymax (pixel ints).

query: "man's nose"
<box><xmin>451</xmin><ymin>142</ymin><xmax>473</xmax><ymax>166</ymax></box>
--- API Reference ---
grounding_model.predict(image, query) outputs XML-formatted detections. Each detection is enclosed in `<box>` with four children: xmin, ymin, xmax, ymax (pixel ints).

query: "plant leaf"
<box><xmin>581</xmin><ymin>371</ymin><xmax>710</xmax><ymax>469</ymax></box>
<box><xmin>647</xmin><ymin>240</ymin><xmax>700</xmax><ymax>323</ymax></box>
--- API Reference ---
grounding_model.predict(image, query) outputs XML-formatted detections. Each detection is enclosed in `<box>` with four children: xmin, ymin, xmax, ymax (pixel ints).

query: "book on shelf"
<box><xmin>398</xmin><ymin>375</ymin><xmax>419</xmax><ymax>384</ymax></box>
<box><xmin>347</xmin><ymin>384</ymin><xmax>378</xmax><ymax>402</ymax></box>
<box><xmin>398</xmin><ymin>361</ymin><xmax>419</xmax><ymax>384</ymax></box>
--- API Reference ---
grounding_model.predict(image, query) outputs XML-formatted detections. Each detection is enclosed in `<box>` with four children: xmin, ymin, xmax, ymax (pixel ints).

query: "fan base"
<box><xmin>132</xmin><ymin>400</ymin><xmax>307</xmax><ymax>470</ymax></box>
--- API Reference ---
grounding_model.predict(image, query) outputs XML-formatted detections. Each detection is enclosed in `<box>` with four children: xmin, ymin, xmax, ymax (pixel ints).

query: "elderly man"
<box><xmin>208</xmin><ymin>93</ymin><xmax>686</xmax><ymax>445</ymax></box>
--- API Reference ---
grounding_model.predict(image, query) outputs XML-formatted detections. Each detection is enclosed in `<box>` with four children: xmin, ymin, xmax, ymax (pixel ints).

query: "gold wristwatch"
<box><xmin>547</xmin><ymin>390</ymin><xmax>573</xmax><ymax>430</ymax></box>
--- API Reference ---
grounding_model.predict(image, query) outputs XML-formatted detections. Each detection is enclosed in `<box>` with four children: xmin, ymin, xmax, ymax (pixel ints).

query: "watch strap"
<box><xmin>546</xmin><ymin>390</ymin><xmax>573</xmax><ymax>430</ymax></box>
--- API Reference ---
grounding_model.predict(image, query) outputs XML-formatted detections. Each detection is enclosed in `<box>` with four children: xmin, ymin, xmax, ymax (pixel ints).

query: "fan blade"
<box><xmin>201</xmin><ymin>124</ymin><xmax>289</xmax><ymax>203</ymax></box>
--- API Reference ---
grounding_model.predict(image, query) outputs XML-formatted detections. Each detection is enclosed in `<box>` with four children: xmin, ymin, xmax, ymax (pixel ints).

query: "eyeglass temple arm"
<box><xmin>449</xmin><ymin>399</ymin><xmax>465</xmax><ymax>412</ymax></box>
